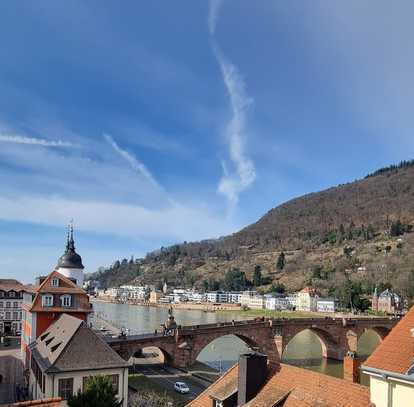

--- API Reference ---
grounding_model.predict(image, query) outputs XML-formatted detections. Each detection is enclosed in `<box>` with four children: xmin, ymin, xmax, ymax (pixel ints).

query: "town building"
<box><xmin>316</xmin><ymin>298</ymin><xmax>338</xmax><ymax>313</ymax></box>
<box><xmin>0</xmin><ymin>279</ymin><xmax>25</xmax><ymax>335</ymax></box>
<box><xmin>361</xmin><ymin>305</ymin><xmax>414</xmax><ymax>406</ymax></box>
<box><xmin>21</xmin><ymin>231</ymin><xmax>92</xmax><ymax>368</ymax></box>
<box><xmin>286</xmin><ymin>294</ymin><xmax>297</xmax><ymax>309</ymax></box>
<box><xmin>296</xmin><ymin>286</ymin><xmax>318</xmax><ymax>312</ymax></box>
<box><xmin>149</xmin><ymin>290</ymin><xmax>162</xmax><ymax>304</ymax></box>
<box><xmin>265</xmin><ymin>294</ymin><xmax>291</xmax><ymax>311</ymax></box>
<box><xmin>228</xmin><ymin>292</ymin><xmax>242</xmax><ymax>304</ymax></box>
<box><xmin>372</xmin><ymin>287</ymin><xmax>403</xmax><ymax>314</ymax></box>
<box><xmin>240</xmin><ymin>291</ymin><xmax>258</xmax><ymax>307</ymax></box>
<box><xmin>29</xmin><ymin>314</ymin><xmax>128</xmax><ymax>406</ymax></box>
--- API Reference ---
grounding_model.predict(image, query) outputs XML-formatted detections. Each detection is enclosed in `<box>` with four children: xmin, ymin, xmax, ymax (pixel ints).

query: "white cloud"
<box><xmin>0</xmin><ymin>133</ymin><xmax>77</xmax><ymax>148</ymax></box>
<box><xmin>208</xmin><ymin>0</ymin><xmax>224</xmax><ymax>35</ymax></box>
<box><xmin>103</xmin><ymin>133</ymin><xmax>165</xmax><ymax>193</ymax></box>
<box><xmin>214</xmin><ymin>46</ymin><xmax>256</xmax><ymax>210</ymax></box>
<box><xmin>0</xmin><ymin>195</ymin><xmax>234</xmax><ymax>242</ymax></box>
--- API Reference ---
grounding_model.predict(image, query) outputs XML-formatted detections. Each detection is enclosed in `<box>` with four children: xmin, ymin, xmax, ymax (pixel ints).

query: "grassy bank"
<box><xmin>218</xmin><ymin>309</ymin><xmax>325</xmax><ymax>319</ymax></box>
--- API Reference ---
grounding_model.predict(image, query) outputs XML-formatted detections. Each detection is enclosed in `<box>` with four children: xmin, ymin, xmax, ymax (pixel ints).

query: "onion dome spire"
<box><xmin>57</xmin><ymin>221</ymin><xmax>84</xmax><ymax>269</ymax></box>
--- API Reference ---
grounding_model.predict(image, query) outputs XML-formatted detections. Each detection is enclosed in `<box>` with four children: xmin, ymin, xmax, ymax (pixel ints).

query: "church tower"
<box><xmin>56</xmin><ymin>223</ymin><xmax>85</xmax><ymax>287</ymax></box>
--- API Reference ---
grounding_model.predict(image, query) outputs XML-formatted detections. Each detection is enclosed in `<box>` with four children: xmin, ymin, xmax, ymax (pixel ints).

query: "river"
<box><xmin>92</xmin><ymin>301</ymin><xmax>380</xmax><ymax>385</ymax></box>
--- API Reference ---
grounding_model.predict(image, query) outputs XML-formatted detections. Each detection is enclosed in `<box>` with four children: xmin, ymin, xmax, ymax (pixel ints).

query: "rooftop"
<box><xmin>30</xmin><ymin>313</ymin><xmax>128</xmax><ymax>373</ymax></box>
<box><xmin>0</xmin><ymin>278</ymin><xmax>26</xmax><ymax>292</ymax></box>
<box><xmin>363</xmin><ymin>306</ymin><xmax>414</xmax><ymax>375</ymax></box>
<box><xmin>188</xmin><ymin>363</ymin><xmax>372</xmax><ymax>407</ymax></box>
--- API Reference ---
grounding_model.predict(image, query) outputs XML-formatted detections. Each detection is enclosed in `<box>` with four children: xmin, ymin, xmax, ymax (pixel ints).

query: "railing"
<box><xmin>104</xmin><ymin>315</ymin><xmax>398</xmax><ymax>343</ymax></box>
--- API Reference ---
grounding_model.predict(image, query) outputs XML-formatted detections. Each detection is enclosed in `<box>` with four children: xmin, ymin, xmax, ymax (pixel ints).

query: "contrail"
<box><xmin>0</xmin><ymin>133</ymin><xmax>76</xmax><ymax>148</ymax></box>
<box><xmin>208</xmin><ymin>0</ymin><xmax>224</xmax><ymax>35</ymax></box>
<box><xmin>104</xmin><ymin>133</ymin><xmax>164</xmax><ymax>192</ymax></box>
<box><xmin>214</xmin><ymin>46</ymin><xmax>256</xmax><ymax>208</ymax></box>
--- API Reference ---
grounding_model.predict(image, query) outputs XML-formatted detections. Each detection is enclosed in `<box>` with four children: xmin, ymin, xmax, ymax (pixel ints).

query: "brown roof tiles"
<box><xmin>187</xmin><ymin>363</ymin><xmax>372</xmax><ymax>407</ymax></box>
<box><xmin>363</xmin><ymin>306</ymin><xmax>414</xmax><ymax>375</ymax></box>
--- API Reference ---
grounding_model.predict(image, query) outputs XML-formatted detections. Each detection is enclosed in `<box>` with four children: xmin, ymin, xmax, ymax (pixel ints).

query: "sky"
<box><xmin>0</xmin><ymin>1</ymin><xmax>413</xmax><ymax>283</ymax></box>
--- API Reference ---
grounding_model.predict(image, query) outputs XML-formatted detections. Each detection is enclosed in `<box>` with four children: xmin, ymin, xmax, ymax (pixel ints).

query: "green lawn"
<box><xmin>128</xmin><ymin>374</ymin><xmax>188</xmax><ymax>406</ymax></box>
<box><xmin>219</xmin><ymin>309</ymin><xmax>325</xmax><ymax>319</ymax></box>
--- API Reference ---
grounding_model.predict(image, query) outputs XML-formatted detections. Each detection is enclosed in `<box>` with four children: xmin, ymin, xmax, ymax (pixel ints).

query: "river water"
<box><xmin>92</xmin><ymin>301</ymin><xmax>380</xmax><ymax>385</ymax></box>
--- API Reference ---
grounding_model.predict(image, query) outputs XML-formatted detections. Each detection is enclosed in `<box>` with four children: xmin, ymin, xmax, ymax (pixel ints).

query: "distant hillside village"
<box><xmin>86</xmin><ymin>281</ymin><xmax>405</xmax><ymax>315</ymax></box>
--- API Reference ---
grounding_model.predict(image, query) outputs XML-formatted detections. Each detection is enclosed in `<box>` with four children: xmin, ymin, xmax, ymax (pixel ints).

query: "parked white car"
<box><xmin>174</xmin><ymin>381</ymin><xmax>190</xmax><ymax>394</ymax></box>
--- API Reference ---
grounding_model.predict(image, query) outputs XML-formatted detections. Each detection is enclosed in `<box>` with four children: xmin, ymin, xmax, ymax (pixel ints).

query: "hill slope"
<box><xmin>89</xmin><ymin>161</ymin><xmax>414</xmax><ymax>299</ymax></box>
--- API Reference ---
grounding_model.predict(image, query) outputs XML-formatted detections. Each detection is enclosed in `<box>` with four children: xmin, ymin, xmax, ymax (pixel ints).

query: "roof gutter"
<box><xmin>361</xmin><ymin>365</ymin><xmax>414</xmax><ymax>385</ymax></box>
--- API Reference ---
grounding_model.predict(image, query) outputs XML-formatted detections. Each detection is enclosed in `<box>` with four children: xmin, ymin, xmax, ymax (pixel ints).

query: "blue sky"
<box><xmin>0</xmin><ymin>1</ymin><xmax>413</xmax><ymax>283</ymax></box>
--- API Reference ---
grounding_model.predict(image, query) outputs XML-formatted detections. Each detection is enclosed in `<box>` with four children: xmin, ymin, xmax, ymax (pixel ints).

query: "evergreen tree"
<box><xmin>253</xmin><ymin>265</ymin><xmax>262</xmax><ymax>286</ymax></box>
<box><xmin>276</xmin><ymin>252</ymin><xmax>286</xmax><ymax>271</ymax></box>
<box><xmin>68</xmin><ymin>375</ymin><xmax>121</xmax><ymax>407</ymax></box>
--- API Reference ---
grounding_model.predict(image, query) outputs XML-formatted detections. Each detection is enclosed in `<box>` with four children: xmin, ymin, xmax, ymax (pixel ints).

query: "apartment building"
<box><xmin>0</xmin><ymin>279</ymin><xmax>25</xmax><ymax>335</ymax></box>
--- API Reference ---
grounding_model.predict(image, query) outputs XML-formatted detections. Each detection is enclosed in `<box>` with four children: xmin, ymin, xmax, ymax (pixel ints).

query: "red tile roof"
<box><xmin>187</xmin><ymin>363</ymin><xmax>373</xmax><ymax>407</ymax></box>
<box><xmin>0</xmin><ymin>278</ymin><xmax>25</xmax><ymax>291</ymax></box>
<box><xmin>363</xmin><ymin>306</ymin><xmax>414</xmax><ymax>375</ymax></box>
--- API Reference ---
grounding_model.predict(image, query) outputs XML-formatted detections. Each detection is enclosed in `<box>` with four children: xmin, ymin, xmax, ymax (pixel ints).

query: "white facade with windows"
<box><xmin>316</xmin><ymin>298</ymin><xmax>337</xmax><ymax>313</ymax></box>
<box><xmin>0</xmin><ymin>280</ymin><xmax>24</xmax><ymax>335</ymax></box>
<box><xmin>265</xmin><ymin>295</ymin><xmax>291</xmax><ymax>310</ymax></box>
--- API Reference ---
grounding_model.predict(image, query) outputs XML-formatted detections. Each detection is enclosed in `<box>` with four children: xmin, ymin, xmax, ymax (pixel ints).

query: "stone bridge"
<box><xmin>105</xmin><ymin>316</ymin><xmax>397</xmax><ymax>369</ymax></box>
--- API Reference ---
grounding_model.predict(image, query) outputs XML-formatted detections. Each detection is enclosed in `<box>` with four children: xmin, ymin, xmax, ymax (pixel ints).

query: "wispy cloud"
<box><xmin>0</xmin><ymin>195</ymin><xmax>235</xmax><ymax>242</ymax></box>
<box><xmin>214</xmin><ymin>47</ymin><xmax>256</xmax><ymax>210</ymax></box>
<box><xmin>208</xmin><ymin>0</ymin><xmax>224</xmax><ymax>35</ymax></box>
<box><xmin>103</xmin><ymin>133</ymin><xmax>164</xmax><ymax>192</ymax></box>
<box><xmin>0</xmin><ymin>133</ymin><xmax>76</xmax><ymax>148</ymax></box>
<box><xmin>208</xmin><ymin>1</ymin><xmax>256</xmax><ymax>211</ymax></box>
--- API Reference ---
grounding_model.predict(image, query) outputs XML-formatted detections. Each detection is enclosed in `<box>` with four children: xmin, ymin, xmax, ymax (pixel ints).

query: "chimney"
<box><xmin>343</xmin><ymin>351</ymin><xmax>361</xmax><ymax>383</ymax></box>
<box><xmin>237</xmin><ymin>352</ymin><xmax>268</xmax><ymax>406</ymax></box>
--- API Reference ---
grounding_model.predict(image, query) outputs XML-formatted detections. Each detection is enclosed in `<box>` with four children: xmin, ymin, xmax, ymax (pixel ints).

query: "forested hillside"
<box><xmin>88</xmin><ymin>160</ymin><xmax>414</xmax><ymax>302</ymax></box>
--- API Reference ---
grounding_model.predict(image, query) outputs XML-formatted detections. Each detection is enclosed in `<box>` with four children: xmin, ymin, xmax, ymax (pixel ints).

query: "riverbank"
<box><xmin>92</xmin><ymin>296</ymin><xmax>242</xmax><ymax>312</ymax></box>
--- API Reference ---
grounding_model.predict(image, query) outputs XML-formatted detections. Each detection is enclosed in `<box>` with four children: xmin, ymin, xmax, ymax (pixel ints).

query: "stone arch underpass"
<box><xmin>273</xmin><ymin>320</ymin><xmax>393</xmax><ymax>361</ymax></box>
<box><xmin>175</xmin><ymin>321</ymin><xmax>280</xmax><ymax>368</ymax></box>
<box><xmin>276</xmin><ymin>326</ymin><xmax>342</xmax><ymax>360</ymax></box>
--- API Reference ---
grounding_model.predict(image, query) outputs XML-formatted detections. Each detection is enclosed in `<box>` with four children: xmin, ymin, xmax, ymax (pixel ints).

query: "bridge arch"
<box><xmin>186</xmin><ymin>325</ymin><xmax>280</xmax><ymax>367</ymax></box>
<box><xmin>131</xmin><ymin>346</ymin><xmax>174</xmax><ymax>365</ymax></box>
<box><xmin>279</xmin><ymin>327</ymin><xmax>342</xmax><ymax>360</ymax></box>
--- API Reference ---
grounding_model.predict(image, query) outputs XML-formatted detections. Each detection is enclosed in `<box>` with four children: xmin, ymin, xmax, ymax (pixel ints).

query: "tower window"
<box><xmin>42</xmin><ymin>295</ymin><xmax>53</xmax><ymax>307</ymax></box>
<box><xmin>51</xmin><ymin>278</ymin><xmax>59</xmax><ymax>287</ymax></box>
<box><xmin>60</xmin><ymin>295</ymin><xmax>72</xmax><ymax>307</ymax></box>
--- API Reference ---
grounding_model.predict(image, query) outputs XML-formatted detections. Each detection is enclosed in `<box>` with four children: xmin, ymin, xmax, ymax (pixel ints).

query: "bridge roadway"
<box><xmin>105</xmin><ymin>316</ymin><xmax>398</xmax><ymax>369</ymax></box>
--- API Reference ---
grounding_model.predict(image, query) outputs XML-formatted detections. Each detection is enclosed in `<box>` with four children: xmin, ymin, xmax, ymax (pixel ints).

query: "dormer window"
<box><xmin>42</xmin><ymin>294</ymin><xmax>54</xmax><ymax>307</ymax></box>
<box><xmin>51</xmin><ymin>278</ymin><xmax>59</xmax><ymax>287</ymax></box>
<box><xmin>60</xmin><ymin>295</ymin><xmax>72</xmax><ymax>307</ymax></box>
<box><xmin>9</xmin><ymin>291</ymin><xmax>15</xmax><ymax>298</ymax></box>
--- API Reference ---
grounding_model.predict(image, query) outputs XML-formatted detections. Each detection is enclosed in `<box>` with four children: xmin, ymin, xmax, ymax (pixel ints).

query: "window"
<box><xmin>51</xmin><ymin>278</ymin><xmax>59</xmax><ymax>287</ymax></box>
<box><xmin>5</xmin><ymin>312</ymin><xmax>11</xmax><ymax>320</ymax></box>
<box><xmin>6</xmin><ymin>302</ymin><xmax>10</xmax><ymax>308</ymax></box>
<box><xmin>13</xmin><ymin>311</ymin><xmax>19</xmax><ymax>320</ymax></box>
<box><xmin>9</xmin><ymin>291</ymin><xmax>15</xmax><ymax>298</ymax></box>
<box><xmin>58</xmin><ymin>378</ymin><xmax>73</xmax><ymax>400</ymax></box>
<box><xmin>0</xmin><ymin>291</ymin><xmax>4</xmax><ymax>298</ymax></box>
<box><xmin>0</xmin><ymin>302</ymin><xmax>3</xmax><ymax>308</ymax></box>
<box><xmin>60</xmin><ymin>295</ymin><xmax>72</xmax><ymax>307</ymax></box>
<box><xmin>13</xmin><ymin>302</ymin><xmax>18</xmax><ymax>308</ymax></box>
<box><xmin>42</xmin><ymin>295</ymin><xmax>53</xmax><ymax>307</ymax></box>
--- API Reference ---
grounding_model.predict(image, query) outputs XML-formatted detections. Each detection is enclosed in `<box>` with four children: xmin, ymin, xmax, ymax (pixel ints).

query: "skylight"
<box><xmin>51</xmin><ymin>342</ymin><xmax>62</xmax><ymax>353</ymax></box>
<box><xmin>45</xmin><ymin>337</ymin><xmax>55</xmax><ymax>346</ymax></box>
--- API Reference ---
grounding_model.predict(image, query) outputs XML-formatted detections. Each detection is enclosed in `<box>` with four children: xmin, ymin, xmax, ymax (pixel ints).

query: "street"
<box><xmin>131</xmin><ymin>363</ymin><xmax>210</xmax><ymax>401</ymax></box>
<box><xmin>0</xmin><ymin>339</ymin><xmax>24</xmax><ymax>405</ymax></box>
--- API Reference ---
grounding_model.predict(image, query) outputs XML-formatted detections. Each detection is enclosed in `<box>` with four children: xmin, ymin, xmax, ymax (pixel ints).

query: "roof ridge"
<box><xmin>47</xmin><ymin>314</ymin><xmax>84</xmax><ymax>370</ymax></box>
